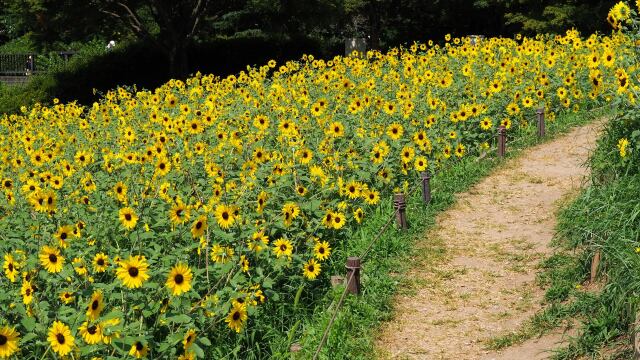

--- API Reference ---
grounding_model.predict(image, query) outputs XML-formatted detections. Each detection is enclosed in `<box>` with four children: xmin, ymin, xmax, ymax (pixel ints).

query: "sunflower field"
<box><xmin>0</xmin><ymin>2</ymin><xmax>638</xmax><ymax>359</ymax></box>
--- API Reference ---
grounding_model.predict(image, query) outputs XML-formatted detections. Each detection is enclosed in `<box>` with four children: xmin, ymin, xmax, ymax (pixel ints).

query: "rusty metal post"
<box><xmin>497</xmin><ymin>125</ymin><xmax>506</xmax><ymax>158</ymax></box>
<box><xmin>536</xmin><ymin>107</ymin><xmax>545</xmax><ymax>138</ymax></box>
<box><xmin>420</xmin><ymin>171</ymin><xmax>432</xmax><ymax>205</ymax></box>
<box><xmin>393</xmin><ymin>193</ymin><xmax>408</xmax><ymax>230</ymax></box>
<box><xmin>345</xmin><ymin>257</ymin><xmax>361</xmax><ymax>295</ymax></box>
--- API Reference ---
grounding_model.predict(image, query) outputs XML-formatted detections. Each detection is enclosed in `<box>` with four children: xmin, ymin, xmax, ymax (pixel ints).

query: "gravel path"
<box><xmin>375</xmin><ymin>122</ymin><xmax>602</xmax><ymax>360</ymax></box>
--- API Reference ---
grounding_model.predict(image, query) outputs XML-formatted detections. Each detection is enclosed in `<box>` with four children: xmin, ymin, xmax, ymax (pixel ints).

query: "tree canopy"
<box><xmin>0</xmin><ymin>0</ymin><xmax>619</xmax><ymax>77</ymax></box>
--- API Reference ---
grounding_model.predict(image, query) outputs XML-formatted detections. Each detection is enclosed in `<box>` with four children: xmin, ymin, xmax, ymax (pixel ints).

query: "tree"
<box><xmin>97</xmin><ymin>0</ymin><xmax>222</xmax><ymax>78</ymax></box>
<box><xmin>478</xmin><ymin>0</ymin><xmax>616</xmax><ymax>35</ymax></box>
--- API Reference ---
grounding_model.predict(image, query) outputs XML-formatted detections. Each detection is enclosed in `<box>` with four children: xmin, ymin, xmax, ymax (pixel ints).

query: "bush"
<box><xmin>0</xmin><ymin>35</ymin><xmax>340</xmax><ymax>115</ymax></box>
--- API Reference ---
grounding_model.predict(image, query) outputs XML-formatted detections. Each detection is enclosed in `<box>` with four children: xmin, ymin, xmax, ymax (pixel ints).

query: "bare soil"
<box><xmin>375</xmin><ymin>123</ymin><xmax>602</xmax><ymax>360</ymax></box>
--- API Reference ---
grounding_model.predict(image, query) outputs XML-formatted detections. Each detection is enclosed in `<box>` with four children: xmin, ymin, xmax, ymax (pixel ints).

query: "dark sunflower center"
<box><xmin>159</xmin><ymin>163</ymin><xmax>166</xmax><ymax>170</ymax></box>
<box><xmin>60</xmin><ymin>232</ymin><xmax>67</xmax><ymax>240</ymax></box>
<box><xmin>280</xmin><ymin>244</ymin><xmax>287</xmax><ymax>251</ymax></box>
<box><xmin>233</xmin><ymin>311</ymin><xmax>240</xmax><ymax>321</ymax></box>
<box><xmin>56</xmin><ymin>333</ymin><xmax>65</xmax><ymax>344</ymax></box>
<box><xmin>335</xmin><ymin>217</ymin><xmax>341</xmax><ymax>223</ymax></box>
<box><xmin>47</xmin><ymin>197</ymin><xmax>53</xmax><ymax>205</ymax></box>
<box><xmin>136</xmin><ymin>342</ymin><xmax>144</xmax><ymax>351</ymax></box>
<box><xmin>308</xmin><ymin>265</ymin><xmax>315</xmax><ymax>272</ymax></box>
<box><xmin>176</xmin><ymin>209</ymin><xmax>183</xmax><ymax>217</ymax></box>
<box><xmin>49</xmin><ymin>254</ymin><xmax>58</xmax><ymax>263</ymax></box>
<box><xmin>0</xmin><ymin>334</ymin><xmax>7</xmax><ymax>345</ymax></box>
<box><xmin>97</xmin><ymin>259</ymin><xmax>104</xmax><ymax>266</ymax></box>
<box><xmin>128</xmin><ymin>266</ymin><xmax>139</xmax><ymax>277</ymax></box>
<box><xmin>125</xmin><ymin>214</ymin><xmax>132</xmax><ymax>221</ymax></box>
<box><xmin>195</xmin><ymin>221</ymin><xmax>203</xmax><ymax>230</ymax></box>
<box><xmin>174</xmin><ymin>274</ymin><xmax>184</xmax><ymax>284</ymax></box>
<box><xmin>8</xmin><ymin>263</ymin><xmax>13</xmax><ymax>271</ymax></box>
<box><xmin>319</xmin><ymin>247</ymin><xmax>325</xmax><ymax>254</ymax></box>
<box><xmin>91</xmin><ymin>299</ymin><xmax>99</xmax><ymax>310</ymax></box>
<box><xmin>88</xmin><ymin>325</ymin><xmax>97</xmax><ymax>335</ymax></box>
<box><xmin>222</xmin><ymin>212</ymin><xmax>229</xmax><ymax>220</ymax></box>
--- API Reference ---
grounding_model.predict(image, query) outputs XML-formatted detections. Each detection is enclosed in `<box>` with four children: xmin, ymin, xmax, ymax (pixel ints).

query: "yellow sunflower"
<box><xmin>0</xmin><ymin>326</ymin><xmax>19</xmax><ymax>358</ymax></box>
<box><xmin>190</xmin><ymin>215</ymin><xmax>207</xmax><ymax>238</ymax></box>
<box><xmin>86</xmin><ymin>290</ymin><xmax>104</xmax><ymax>320</ymax></box>
<box><xmin>166</xmin><ymin>263</ymin><xmax>193</xmax><ymax>296</ymax></box>
<box><xmin>20</xmin><ymin>281</ymin><xmax>34</xmax><ymax>305</ymax></box>
<box><xmin>183</xmin><ymin>329</ymin><xmax>196</xmax><ymax>350</ymax></box>
<box><xmin>39</xmin><ymin>246</ymin><xmax>64</xmax><ymax>273</ymax></box>
<box><xmin>225</xmin><ymin>303</ymin><xmax>248</xmax><ymax>333</ymax></box>
<box><xmin>47</xmin><ymin>321</ymin><xmax>74</xmax><ymax>356</ymax></box>
<box><xmin>59</xmin><ymin>291</ymin><xmax>75</xmax><ymax>304</ymax></box>
<box><xmin>78</xmin><ymin>321</ymin><xmax>103</xmax><ymax>345</ymax></box>
<box><xmin>3</xmin><ymin>254</ymin><xmax>19</xmax><ymax>282</ymax></box>
<box><xmin>214</xmin><ymin>204</ymin><xmax>235</xmax><ymax>229</ymax></box>
<box><xmin>303</xmin><ymin>259</ymin><xmax>321</xmax><ymax>280</ymax></box>
<box><xmin>314</xmin><ymin>241</ymin><xmax>331</xmax><ymax>261</ymax></box>
<box><xmin>118</xmin><ymin>207</ymin><xmax>138</xmax><ymax>230</ymax></box>
<box><xmin>332</xmin><ymin>212</ymin><xmax>346</xmax><ymax>229</ymax></box>
<box><xmin>116</xmin><ymin>255</ymin><xmax>150</xmax><ymax>289</ymax></box>
<box><xmin>273</xmin><ymin>238</ymin><xmax>293</xmax><ymax>258</ymax></box>
<box><xmin>113</xmin><ymin>181</ymin><xmax>128</xmax><ymax>203</ymax></box>
<box><xmin>169</xmin><ymin>202</ymin><xmax>190</xmax><ymax>225</ymax></box>
<box><xmin>282</xmin><ymin>202</ymin><xmax>300</xmax><ymax>227</ymax></box>
<box><xmin>93</xmin><ymin>253</ymin><xmax>109</xmax><ymax>273</ymax></box>
<box><xmin>54</xmin><ymin>225</ymin><xmax>74</xmax><ymax>249</ymax></box>
<box><xmin>129</xmin><ymin>340</ymin><xmax>149</xmax><ymax>358</ymax></box>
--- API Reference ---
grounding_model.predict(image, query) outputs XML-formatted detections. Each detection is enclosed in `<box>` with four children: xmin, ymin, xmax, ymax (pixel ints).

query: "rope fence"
<box><xmin>306</xmin><ymin>104</ymin><xmax>613</xmax><ymax>359</ymax></box>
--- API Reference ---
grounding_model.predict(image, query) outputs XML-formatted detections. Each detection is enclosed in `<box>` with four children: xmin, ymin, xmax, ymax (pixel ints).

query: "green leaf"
<box><xmin>199</xmin><ymin>337</ymin><xmax>212</xmax><ymax>347</ymax></box>
<box><xmin>192</xmin><ymin>343</ymin><xmax>205</xmax><ymax>358</ymax></box>
<box><xmin>21</xmin><ymin>316</ymin><xmax>36</xmax><ymax>331</ymax></box>
<box><xmin>293</xmin><ymin>284</ymin><xmax>304</xmax><ymax>309</ymax></box>
<box><xmin>166</xmin><ymin>314</ymin><xmax>192</xmax><ymax>324</ymax></box>
<box><xmin>262</xmin><ymin>277</ymin><xmax>274</xmax><ymax>289</ymax></box>
<box><xmin>21</xmin><ymin>332</ymin><xmax>37</xmax><ymax>343</ymax></box>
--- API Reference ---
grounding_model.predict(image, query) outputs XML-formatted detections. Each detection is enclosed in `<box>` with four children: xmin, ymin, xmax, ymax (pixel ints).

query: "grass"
<box><xmin>519</xmin><ymin>172</ymin><xmax>640</xmax><ymax>359</ymax></box>
<box><xmin>282</xmin><ymin>106</ymin><xmax>610</xmax><ymax>360</ymax></box>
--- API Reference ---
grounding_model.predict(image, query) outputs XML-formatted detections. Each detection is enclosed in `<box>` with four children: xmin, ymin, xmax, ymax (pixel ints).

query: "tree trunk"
<box><xmin>368</xmin><ymin>1</ymin><xmax>381</xmax><ymax>50</ymax></box>
<box><xmin>167</xmin><ymin>41</ymin><xmax>189</xmax><ymax>79</ymax></box>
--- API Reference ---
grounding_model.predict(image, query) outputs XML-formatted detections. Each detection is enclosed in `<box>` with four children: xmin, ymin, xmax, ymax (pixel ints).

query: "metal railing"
<box><xmin>0</xmin><ymin>52</ymin><xmax>76</xmax><ymax>76</ymax></box>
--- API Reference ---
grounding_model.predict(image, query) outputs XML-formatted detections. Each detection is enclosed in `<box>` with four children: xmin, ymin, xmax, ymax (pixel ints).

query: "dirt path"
<box><xmin>375</xmin><ymin>122</ymin><xmax>602</xmax><ymax>360</ymax></box>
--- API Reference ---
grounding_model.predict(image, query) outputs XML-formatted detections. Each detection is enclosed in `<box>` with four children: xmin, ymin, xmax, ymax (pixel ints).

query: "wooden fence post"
<box><xmin>393</xmin><ymin>193</ymin><xmax>408</xmax><ymax>230</ymax></box>
<box><xmin>497</xmin><ymin>125</ymin><xmax>506</xmax><ymax>158</ymax></box>
<box><xmin>345</xmin><ymin>257</ymin><xmax>361</xmax><ymax>295</ymax></box>
<box><xmin>537</xmin><ymin>107</ymin><xmax>546</xmax><ymax>138</ymax></box>
<box><xmin>421</xmin><ymin>171</ymin><xmax>432</xmax><ymax>205</ymax></box>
